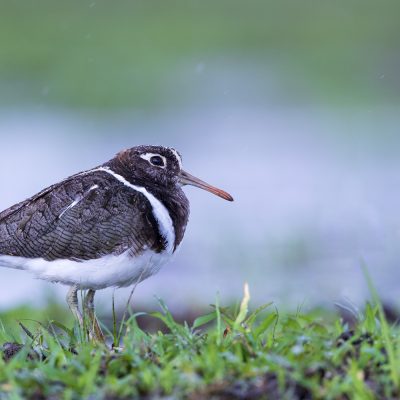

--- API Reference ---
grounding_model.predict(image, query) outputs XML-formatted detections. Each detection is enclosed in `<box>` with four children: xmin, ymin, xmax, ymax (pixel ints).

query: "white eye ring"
<box><xmin>140</xmin><ymin>153</ymin><xmax>167</xmax><ymax>168</ymax></box>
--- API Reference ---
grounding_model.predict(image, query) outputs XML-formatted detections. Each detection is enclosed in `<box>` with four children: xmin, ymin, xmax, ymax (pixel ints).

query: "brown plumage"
<box><xmin>0</xmin><ymin>145</ymin><xmax>233</xmax><ymax>341</ymax></box>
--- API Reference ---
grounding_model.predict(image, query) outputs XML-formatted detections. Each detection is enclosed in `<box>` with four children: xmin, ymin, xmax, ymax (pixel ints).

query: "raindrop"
<box><xmin>195</xmin><ymin>63</ymin><xmax>205</xmax><ymax>74</ymax></box>
<box><xmin>41</xmin><ymin>86</ymin><xmax>49</xmax><ymax>96</ymax></box>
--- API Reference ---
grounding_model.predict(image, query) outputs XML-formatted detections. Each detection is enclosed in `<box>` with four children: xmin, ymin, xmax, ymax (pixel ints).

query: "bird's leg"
<box><xmin>66</xmin><ymin>285</ymin><xmax>83</xmax><ymax>328</ymax></box>
<box><xmin>83</xmin><ymin>289</ymin><xmax>105</xmax><ymax>342</ymax></box>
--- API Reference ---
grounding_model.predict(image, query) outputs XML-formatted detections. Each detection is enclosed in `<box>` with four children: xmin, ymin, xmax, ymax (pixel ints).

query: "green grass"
<box><xmin>0</xmin><ymin>284</ymin><xmax>399</xmax><ymax>399</ymax></box>
<box><xmin>1</xmin><ymin>0</ymin><xmax>399</xmax><ymax>109</ymax></box>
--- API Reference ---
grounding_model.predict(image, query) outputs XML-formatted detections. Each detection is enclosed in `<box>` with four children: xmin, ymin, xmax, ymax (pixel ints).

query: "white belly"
<box><xmin>0</xmin><ymin>249</ymin><xmax>174</xmax><ymax>290</ymax></box>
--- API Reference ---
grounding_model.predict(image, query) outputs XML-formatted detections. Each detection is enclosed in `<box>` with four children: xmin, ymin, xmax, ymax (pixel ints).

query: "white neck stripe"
<box><xmin>88</xmin><ymin>166</ymin><xmax>175</xmax><ymax>253</ymax></box>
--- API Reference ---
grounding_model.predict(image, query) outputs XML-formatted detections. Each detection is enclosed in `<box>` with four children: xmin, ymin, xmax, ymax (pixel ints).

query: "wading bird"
<box><xmin>0</xmin><ymin>145</ymin><xmax>233</xmax><ymax>340</ymax></box>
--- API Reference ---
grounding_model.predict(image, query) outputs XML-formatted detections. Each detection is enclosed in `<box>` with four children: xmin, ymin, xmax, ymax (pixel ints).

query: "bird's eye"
<box><xmin>150</xmin><ymin>155</ymin><xmax>165</xmax><ymax>167</ymax></box>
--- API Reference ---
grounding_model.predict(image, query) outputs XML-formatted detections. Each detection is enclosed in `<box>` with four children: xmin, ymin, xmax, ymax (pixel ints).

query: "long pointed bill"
<box><xmin>179</xmin><ymin>170</ymin><xmax>234</xmax><ymax>201</ymax></box>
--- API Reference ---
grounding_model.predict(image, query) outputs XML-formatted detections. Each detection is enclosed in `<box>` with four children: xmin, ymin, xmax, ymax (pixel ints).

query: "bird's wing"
<box><xmin>0</xmin><ymin>171</ymin><xmax>164</xmax><ymax>261</ymax></box>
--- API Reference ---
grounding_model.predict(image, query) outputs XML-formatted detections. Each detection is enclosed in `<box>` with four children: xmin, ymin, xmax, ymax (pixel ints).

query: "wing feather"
<box><xmin>0</xmin><ymin>171</ymin><xmax>163</xmax><ymax>261</ymax></box>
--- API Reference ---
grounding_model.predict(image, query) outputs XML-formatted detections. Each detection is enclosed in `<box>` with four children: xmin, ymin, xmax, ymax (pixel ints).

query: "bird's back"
<box><xmin>0</xmin><ymin>170</ymin><xmax>166</xmax><ymax>262</ymax></box>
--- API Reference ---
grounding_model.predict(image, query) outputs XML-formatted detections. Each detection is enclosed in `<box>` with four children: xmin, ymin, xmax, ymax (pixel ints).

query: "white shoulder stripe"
<box><xmin>93</xmin><ymin>167</ymin><xmax>175</xmax><ymax>253</ymax></box>
<box><xmin>59</xmin><ymin>184</ymin><xmax>99</xmax><ymax>219</ymax></box>
<box><xmin>59</xmin><ymin>198</ymin><xmax>81</xmax><ymax>219</ymax></box>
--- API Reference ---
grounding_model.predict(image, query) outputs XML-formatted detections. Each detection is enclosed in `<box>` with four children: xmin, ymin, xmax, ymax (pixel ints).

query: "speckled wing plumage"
<box><xmin>0</xmin><ymin>170</ymin><xmax>164</xmax><ymax>262</ymax></box>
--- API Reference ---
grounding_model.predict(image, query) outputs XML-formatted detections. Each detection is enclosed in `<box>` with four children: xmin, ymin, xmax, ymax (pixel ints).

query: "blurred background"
<box><xmin>0</xmin><ymin>0</ymin><xmax>400</xmax><ymax>315</ymax></box>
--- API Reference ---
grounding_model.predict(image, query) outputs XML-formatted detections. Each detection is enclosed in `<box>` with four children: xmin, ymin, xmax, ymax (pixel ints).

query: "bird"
<box><xmin>0</xmin><ymin>145</ymin><xmax>233</xmax><ymax>340</ymax></box>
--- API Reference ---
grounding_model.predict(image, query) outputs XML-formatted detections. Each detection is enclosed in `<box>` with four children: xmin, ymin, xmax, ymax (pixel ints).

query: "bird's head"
<box><xmin>111</xmin><ymin>145</ymin><xmax>233</xmax><ymax>201</ymax></box>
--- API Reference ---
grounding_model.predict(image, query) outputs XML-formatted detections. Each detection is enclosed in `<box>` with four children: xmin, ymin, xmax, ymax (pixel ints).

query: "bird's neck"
<box><xmin>147</xmin><ymin>185</ymin><xmax>190</xmax><ymax>251</ymax></box>
<box><xmin>103</xmin><ymin>159</ymin><xmax>190</xmax><ymax>251</ymax></box>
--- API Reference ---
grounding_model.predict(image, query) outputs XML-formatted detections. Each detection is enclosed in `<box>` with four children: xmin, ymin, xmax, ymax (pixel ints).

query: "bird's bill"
<box><xmin>179</xmin><ymin>170</ymin><xmax>234</xmax><ymax>201</ymax></box>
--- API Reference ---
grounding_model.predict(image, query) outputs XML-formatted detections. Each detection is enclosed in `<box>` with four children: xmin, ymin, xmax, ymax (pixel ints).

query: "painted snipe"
<box><xmin>0</xmin><ymin>145</ymin><xmax>233</xmax><ymax>340</ymax></box>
